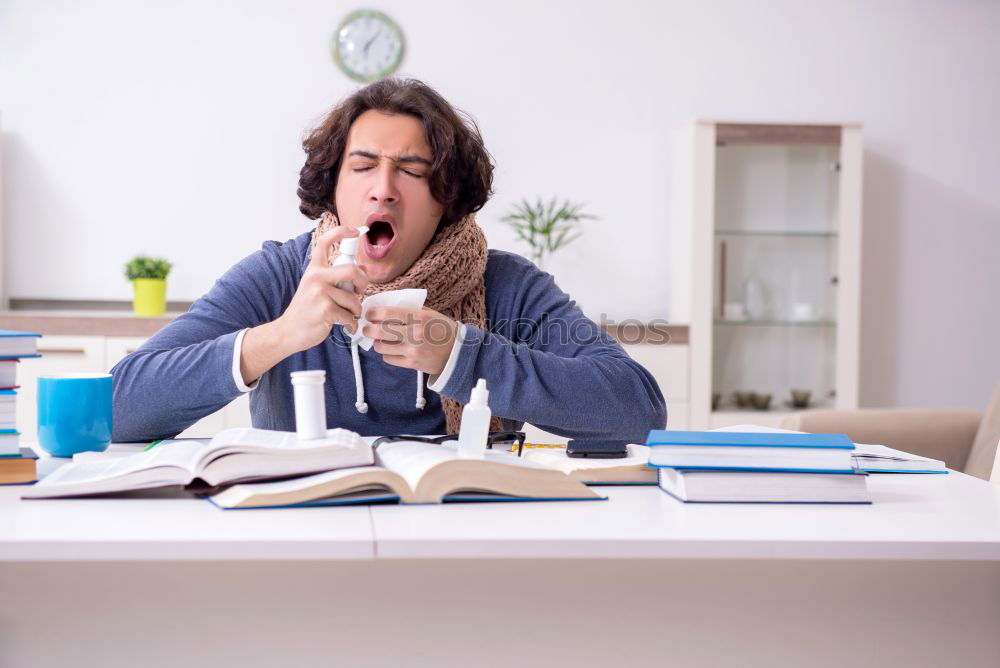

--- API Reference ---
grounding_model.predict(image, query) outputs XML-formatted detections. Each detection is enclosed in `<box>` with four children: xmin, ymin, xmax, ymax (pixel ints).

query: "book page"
<box><xmin>196</xmin><ymin>428</ymin><xmax>371</xmax><ymax>471</ymax></box>
<box><xmin>209</xmin><ymin>466</ymin><xmax>412</xmax><ymax>508</ymax></box>
<box><xmin>28</xmin><ymin>440</ymin><xmax>205</xmax><ymax>492</ymax></box>
<box><xmin>851</xmin><ymin>443</ymin><xmax>934</xmax><ymax>462</ymax></box>
<box><xmin>375</xmin><ymin>441</ymin><xmax>456</xmax><ymax>493</ymax></box>
<box><xmin>521</xmin><ymin>444</ymin><xmax>651</xmax><ymax>473</ymax></box>
<box><xmin>712</xmin><ymin>424</ymin><xmax>803</xmax><ymax>434</ymax></box>
<box><xmin>375</xmin><ymin>440</ymin><xmax>553</xmax><ymax>491</ymax></box>
<box><xmin>375</xmin><ymin>440</ymin><xmax>596</xmax><ymax>502</ymax></box>
<box><xmin>194</xmin><ymin>429</ymin><xmax>373</xmax><ymax>486</ymax></box>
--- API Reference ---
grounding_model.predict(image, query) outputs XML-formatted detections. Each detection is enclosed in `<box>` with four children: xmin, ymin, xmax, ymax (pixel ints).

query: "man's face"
<box><xmin>334</xmin><ymin>110</ymin><xmax>443</xmax><ymax>284</ymax></box>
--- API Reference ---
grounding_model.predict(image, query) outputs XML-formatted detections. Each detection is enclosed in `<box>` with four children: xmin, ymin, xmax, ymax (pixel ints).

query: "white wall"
<box><xmin>1</xmin><ymin>0</ymin><xmax>998</xmax><ymax>409</ymax></box>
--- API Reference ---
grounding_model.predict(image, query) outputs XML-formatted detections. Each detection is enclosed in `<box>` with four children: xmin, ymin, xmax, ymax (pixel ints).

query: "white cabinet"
<box><xmin>624</xmin><ymin>343</ymin><xmax>690</xmax><ymax>430</ymax></box>
<box><xmin>103</xmin><ymin>336</ymin><xmax>147</xmax><ymax>365</ymax></box>
<box><xmin>16</xmin><ymin>334</ymin><xmax>254</xmax><ymax>443</ymax></box>
<box><xmin>674</xmin><ymin>122</ymin><xmax>863</xmax><ymax>430</ymax></box>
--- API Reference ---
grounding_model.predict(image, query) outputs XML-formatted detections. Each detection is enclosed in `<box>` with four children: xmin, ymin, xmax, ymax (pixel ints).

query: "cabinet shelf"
<box><xmin>715</xmin><ymin>229</ymin><xmax>838</xmax><ymax>238</ymax></box>
<box><xmin>714</xmin><ymin>319</ymin><xmax>836</xmax><ymax>328</ymax></box>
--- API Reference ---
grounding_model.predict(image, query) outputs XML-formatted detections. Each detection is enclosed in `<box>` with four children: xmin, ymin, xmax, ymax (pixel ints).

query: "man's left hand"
<box><xmin>364</xmin><ymin>306</ymin><xmax>458</xmax><ymax>376</ymax></box>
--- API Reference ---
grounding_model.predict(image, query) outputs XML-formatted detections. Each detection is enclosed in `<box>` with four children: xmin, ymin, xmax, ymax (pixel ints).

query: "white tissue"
<box><xmin>351</xmin><ymin>288</ymin><xmax>428</xmax><ymax>351</ymax></box>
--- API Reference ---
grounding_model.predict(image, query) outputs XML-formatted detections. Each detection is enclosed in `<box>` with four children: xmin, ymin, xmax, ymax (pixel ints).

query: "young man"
<box><xmin>111</xmin><ymin>78</ymin><xmax>666</xmax><ymax>442</ymax></box>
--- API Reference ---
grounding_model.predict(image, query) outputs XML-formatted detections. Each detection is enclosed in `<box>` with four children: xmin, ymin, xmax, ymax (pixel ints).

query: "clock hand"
<box><xmin>363</xmin><ymin>28</ymin><xmax>382</xmax><ymax>56</ymax></box>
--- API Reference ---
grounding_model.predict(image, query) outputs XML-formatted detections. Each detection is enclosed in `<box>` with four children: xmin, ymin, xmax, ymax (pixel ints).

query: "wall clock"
<box><xmin>332</xmin><ymin>9</ymin><xmax>405</xmax><ymax>83</ymax></box>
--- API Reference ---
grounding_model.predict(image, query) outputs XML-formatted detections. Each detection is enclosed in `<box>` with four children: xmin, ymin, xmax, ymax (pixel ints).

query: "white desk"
<box><xmin>2</xmin><ymin>451</ymin><xmax>999</xmax><ymax>668</ymax></box>
<box><xmin>370</xmin><ymin>473</ymin><xmax>1000</xmax><ymax>560</ymax></box>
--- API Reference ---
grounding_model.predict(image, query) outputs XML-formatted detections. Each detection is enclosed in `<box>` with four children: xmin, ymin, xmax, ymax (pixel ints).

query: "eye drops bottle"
<box><xmin>332</xmin><ymin>226</ymin><xmax>369</xmax><ymax>293</ymax></box>
<box><xmin>291</xmin><ymin>370</ymin><xmax>327</xmax><ymax>440</ymax></box>
<box><xmin>457</xmin><ymin>378</ymin><xmax>491</xmax><ymax>459</ymax></box>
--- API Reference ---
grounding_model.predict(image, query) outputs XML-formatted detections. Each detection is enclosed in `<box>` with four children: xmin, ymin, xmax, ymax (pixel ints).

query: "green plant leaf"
<box><xmin>124</xmin><ymin>255</ymin><xmax>173</xmax><ymax>280</ymax></box>
<box><xmin>499</xmin><ymin>196</ymin><xmax>598</xmax><ymax>266</ymax></box>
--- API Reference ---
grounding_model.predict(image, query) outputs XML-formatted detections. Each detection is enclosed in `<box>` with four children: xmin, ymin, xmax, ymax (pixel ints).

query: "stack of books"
<box><xmin>1</xmin><ymin>330</ymin><xmax>43</xmax><ymax>485</ymax></box>
<box><xmin>646</xmin><ymin>429</ymin><xmax>871</xmax><ymax>504</ymax></box>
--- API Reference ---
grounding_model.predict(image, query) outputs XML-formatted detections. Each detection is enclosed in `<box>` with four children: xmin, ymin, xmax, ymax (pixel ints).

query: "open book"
<box><xmin>850</xmin><ymin>443</ymin><xmax>946</xmax><ymax>473</ymax></box>
<box><xmin>22</xmin><ymin>428</ymin><xmax>373</xmax><ymax>499</ymax></box>
<box><xmin>208</xmin><ymin>439</ymin><xmax>603</xmax><ymax>508</ymax></box>
<box><xmin>714</xmin><ymin>423</ymin><xmax>947</xmax><ymax>473</ymax></box>
<box><xmin>516</xmin><ymin>444</ymin><xmax>656</xmax><ymax>484</ymax></box>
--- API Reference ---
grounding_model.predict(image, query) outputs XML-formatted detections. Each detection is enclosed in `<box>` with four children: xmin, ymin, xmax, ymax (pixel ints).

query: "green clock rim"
<box><xmin>331</xmin><ymin>9</ymin><xmax>406</xmax><ymax>84</ymax></box>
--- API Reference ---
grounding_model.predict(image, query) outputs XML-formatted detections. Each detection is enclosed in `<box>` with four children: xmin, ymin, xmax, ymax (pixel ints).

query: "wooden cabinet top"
<box><xmin>0</xmin><ymin>310</ymin><xmax>688</xmax><ymax>344</ymax></box>
<box><xmin>0</xmin><ymin>311</ymin><xmax>176</xmax><ymax>337</ymax></box>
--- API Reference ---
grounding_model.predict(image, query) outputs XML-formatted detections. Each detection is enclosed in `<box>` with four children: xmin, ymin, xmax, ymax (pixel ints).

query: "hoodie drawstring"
<box><xmin>350</xmin><ymin>340</ymin><xmax>368</xmax><ymax>414</ymax></box>
<box><xmin>350</xmin><ymin>340</ymin><xmax>427</xmax><ymax>414</ymax></box>
<box><xmin>416</xmin><ymin>371</ymin><xmax>426</xmax><ymax>409</ymax></box>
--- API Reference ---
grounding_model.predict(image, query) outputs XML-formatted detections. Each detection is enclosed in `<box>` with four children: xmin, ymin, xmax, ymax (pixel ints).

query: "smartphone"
<box><xmin>566</xmin><ymin>439</ymin><xmax>628</xmax><ymax>459</ymax></box>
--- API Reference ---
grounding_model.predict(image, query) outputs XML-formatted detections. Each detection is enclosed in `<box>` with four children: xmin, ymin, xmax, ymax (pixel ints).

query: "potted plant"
<box><xmin>124</xmin><ymin>255</ymin><xmax>173</xmax><ymax>316</ymax></box>
<box><xmin>501</xmin><ymin>197</ymin><xmax>597</xmax><ymax>271</ymax></box>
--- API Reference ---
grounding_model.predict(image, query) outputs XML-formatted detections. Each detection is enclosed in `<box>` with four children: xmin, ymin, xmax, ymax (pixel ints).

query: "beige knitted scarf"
<box><xmin>311</xmin><ymin>211</ymin><xmax>504</xmax><ymax>435</ymax></box>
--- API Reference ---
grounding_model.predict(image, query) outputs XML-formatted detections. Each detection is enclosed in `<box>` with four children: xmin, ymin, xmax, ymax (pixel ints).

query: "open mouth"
<box><xmin>364</xmin><ymin>220</ymin><xmax>396</xmax><ymax>260</ymax></box>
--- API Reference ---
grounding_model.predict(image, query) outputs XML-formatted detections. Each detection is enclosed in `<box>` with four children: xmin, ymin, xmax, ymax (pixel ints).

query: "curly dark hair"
<box><xmin>298</xmin><ymin>78</ymin><xmax>495</xmax><ymax>229</ymax></box>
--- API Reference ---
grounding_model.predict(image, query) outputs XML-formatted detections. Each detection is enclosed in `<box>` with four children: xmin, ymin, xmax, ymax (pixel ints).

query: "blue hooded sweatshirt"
<box><xmin>110</xmin><ymin>230</ymin><xmax>667</xmax><ymax>442</ymax></box>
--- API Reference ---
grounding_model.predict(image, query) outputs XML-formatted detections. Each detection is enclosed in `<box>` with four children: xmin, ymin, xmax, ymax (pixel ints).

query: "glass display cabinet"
<box><xmin>675</xmin><ymin>122</ymin><xmax>863</xmax><ymax>429</ymax></box>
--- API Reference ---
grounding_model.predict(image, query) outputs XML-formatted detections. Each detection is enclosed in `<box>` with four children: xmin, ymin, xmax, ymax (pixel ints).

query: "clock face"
<box><xmin>332</xmin><ymin>10</ymin><xmax>405</xmax><ymax>83</ymax></box>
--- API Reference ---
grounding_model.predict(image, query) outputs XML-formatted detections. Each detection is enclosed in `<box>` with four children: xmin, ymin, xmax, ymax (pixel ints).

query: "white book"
<box><xmin>516</xmin><ymin>444</ymin><xmax>657</xmax><ymax>484</ymax></box>
<box><xmin>714</xmin><ymin>424</ymin><xmax>947</xmax><ymax>473</ymax></box>
<box><xmin>0</xmin><ymin>431</ymin><xmax>19</xmax><ymax>456</ymax></box>
<box><xmin>0</xmin><ymin>360</ymin><xmax>17</xmax><ymax>388</ymax></box>
<box><xmin>22</xmin><ymin>427</ymin><xmax>373</xmax><ymax>498</ymax></box>
<box><xmin>0</xmin><ymin>330</ymin><xmax>40</xmax><ymax>357</ymax></box>
<box><xmin>851</xmin><ymin>443</ymin><xmax>947</xmax><ymax>473</ymax></box>
<box><xmin>658</xmin><ymin>468</ymin><xmax>871</xmax><ymax>504</ymax></box>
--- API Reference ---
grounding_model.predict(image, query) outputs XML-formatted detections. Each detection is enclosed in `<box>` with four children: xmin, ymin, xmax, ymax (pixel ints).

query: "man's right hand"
<box><xmin>239</xmin><ymin>226</ymin><xmax>370</xmax><ymax>386</ymax></box>
<box><xmin>275</xmin><ymin>226</ymin><xmax>371</xmax><ymax>353</ymax></box>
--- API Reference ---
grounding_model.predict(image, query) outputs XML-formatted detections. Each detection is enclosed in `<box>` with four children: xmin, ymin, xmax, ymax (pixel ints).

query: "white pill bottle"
<box><xmin>290</xmin><ymin>370</ymin><xmax>327</xmax><ymax>440</ymax></box>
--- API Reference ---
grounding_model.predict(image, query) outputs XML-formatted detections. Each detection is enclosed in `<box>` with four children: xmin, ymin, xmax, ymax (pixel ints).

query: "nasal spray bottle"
<box><xmin>332</xmin><ymin>226</ymin><xmax>369</xmax><ymax>293</ymax></box>
<box><xmin>457</xmin><ymin>378</ymin><xmax>491</xmax><ymax>458</ymax></box>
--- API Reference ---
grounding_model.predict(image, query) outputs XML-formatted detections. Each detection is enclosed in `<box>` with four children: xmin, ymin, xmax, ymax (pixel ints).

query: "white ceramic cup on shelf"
<box><xmin>723</xmin><ymin>303</ymin><xmax>746</xmax><ymax>320</ymax></box>
<box><xmin>791</xmin><ymin>303</ymin><xmax>817</xmax><ymax>321</ymax></box>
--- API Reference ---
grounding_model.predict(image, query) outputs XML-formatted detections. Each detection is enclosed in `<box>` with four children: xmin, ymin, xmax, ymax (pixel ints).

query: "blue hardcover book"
<box><xmin>646</xmin><ymin>430</ymin><xmax>854</xmax><ymax>449</ymax></box>
<box><xmin>0</xmin><ymin>330</ymin><xmax>42</xmax><ymax>359</ymax></box>
<box><xmin>645</xmin><ymin>430</ymin><xmax>856</xmax><ymax>473</ymax></box>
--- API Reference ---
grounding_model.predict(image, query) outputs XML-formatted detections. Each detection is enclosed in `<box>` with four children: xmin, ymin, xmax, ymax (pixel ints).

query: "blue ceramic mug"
<box><xmin>37</xmin><ymin>373</ymin><xmax>113</xmax><ymax>457</ymax></box>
